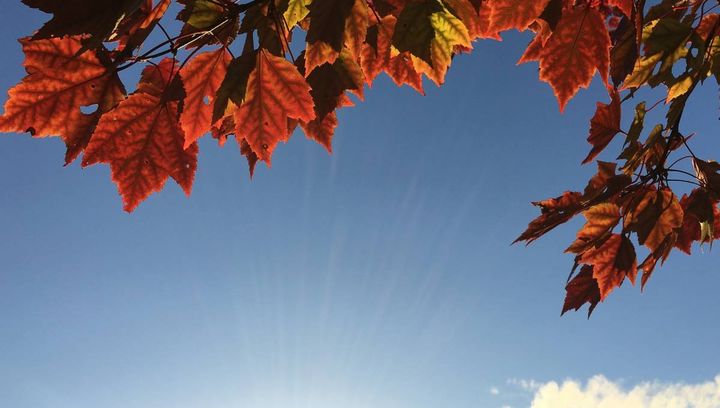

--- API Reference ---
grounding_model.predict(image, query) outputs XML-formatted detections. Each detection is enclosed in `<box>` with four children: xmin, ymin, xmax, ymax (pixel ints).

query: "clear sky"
<box><xmin>1</xmin><ymin>3</ymin><xmax>719</xmax><ymax>408</ymax></box>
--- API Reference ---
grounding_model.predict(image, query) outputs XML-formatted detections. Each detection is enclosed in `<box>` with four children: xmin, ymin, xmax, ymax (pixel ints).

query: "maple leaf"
<box><xmin>23</xmin><ymin>0</ymin><xmax>145</xmax><ymax>50</ymax></box>
<box><xmin>519</xmin><ymin>6</ymin><xmax>611</xmax><ymax>111</ymax></box>
<box><xmin>360</xmin><ymin>15</ymin><xmax>396</xmax><ymax>85</ymax></box>
<box><xmin>284</xmin><ymin>0</ymin><xmax>312</xmax><ymax>28</ymax></box>
<box><xmin>444</xmin><ymin>0</ymin><xmax>500</xmax><ymax>41</ymax></box>
<box><xmin>486</xmin><ymin>0</ymin><xmax>550</xmax><ymax>33</ymax></box>
<box><xmin>176</xmin><ymin>0</ymin><xmax>239</xmax><ymax>48</ymax></box>
<box><xmin>305</xmin><ymin>0</ymin><xmax>357</xmax><ymax>72</ymax></box>
<box><xmin>580</xmin><ymin>234</ymin><xmax>637</xmax><ymax>299</ymax></box>
<box><xmin>345</xmin><ymin>0</ymin><xmax>370</xmax><ymax>61</ymax></box>
<box><xmin>307</xmin><ymin>0</ymin><xmax>356</xmax><ymax>51</ymax></box>
<box><xmin>301</xmin><ymin>111</ymin><xmax>339</xmax><ymax>153</ymax></box>
<box><xmin>693</xmin><ymin>158</ymin><xmax>720</xmax><ymax>195</ymax></box>
<box><xmin>240</xmin><ymin>4</ymin><xmax>285</xmax><ymax>56</ymax></box>
<box><xmin>515</xmin><ymin>191</ymin><xmax>584</xmax><ymax>244</ymax></box>
<box><xmin>0</xmin><ymin>37</ymin><xmax>125</xmax><ymax>164</ymax></box>
<box><xmin>566</xmin><ymin>203</ymin><xmax>621</xmax><ymax>254</ymax></box>
<box><xmin>392</xmin><ymin>0</ymin><xmax>443</xmax><ymax>66</ymax></box>
<box><xmin>675</xmin><ymin>189</ymin><xmax>716</xmax><ymax>254</ymax></box>
<box><xmin>609</xmin><ymin>16</ymin><xmax>638</xmax><ymax>87</ymax></box>
<box><xmin>82</xmin><ymin>59</ymin><xmax>198</xmax><ymax>212</ymax></box>
<box><xmin>386</xmin><ymin>53</ymin><xmax>425</xmax><ymax>94</ymax></box>
<box><xmin>213</xmin><ymin>49</ymin><xmax>257</xmax><ymax>123</ymax></box>
<box><xmin>234</xmin><ymin>50</ymin><xmax>316</xmax><ymax>164</ymax></box>
<box><xmin>302</xmin><ymin>50</ymin><xmax>364</xmax><ymax>121</ymax></box>
<box><xmin>624</xmin><ymin>188</ymin><xmax>683</xmax><ymax>252</ymax></box>
<box><xmin>562</xmin><ymin>265</ymin><xmax>602</xmax><ymax>317</ymax></box>
<box><xmin>419</xmin><ymin>3</ymin><xmax>472</xmax><ymax>84</ymax></box>
<box><xmin>583</xmin><ymin>89</ymin><xmax>621</xmax><ymax>164</ymax></box>
<box><xmin>114</xmin><ymin>0</ymin><xmax>171</xmax><ymax>54</ymax></box>
<box><xmin>180</xmin><ymin>48</ymin><xmax>232</xmax><ymax>148</ymax></box>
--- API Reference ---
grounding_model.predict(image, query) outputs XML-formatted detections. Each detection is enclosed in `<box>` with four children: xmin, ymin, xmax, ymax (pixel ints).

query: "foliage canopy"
<box><xmin>2</xmin><ymin>0</ymin><xmax>720</xmax><ymax>316</ymax></box>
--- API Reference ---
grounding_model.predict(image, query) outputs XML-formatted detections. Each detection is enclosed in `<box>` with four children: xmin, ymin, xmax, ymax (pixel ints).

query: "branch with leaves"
<box><xmin>1</xmin><ymin>0</ymin><xmax>720</xmax><ymax>316</ymax></box>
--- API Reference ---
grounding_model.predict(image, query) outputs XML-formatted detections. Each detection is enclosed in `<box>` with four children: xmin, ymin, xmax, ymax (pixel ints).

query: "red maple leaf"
<box><xmin>519</xmin><ymin>6</ymin><xmax>611</xmax><ymax>111</ymax></box>
<box><xmin>0</xmin><ymin>36</ymin><xmax>125</xmax><ymax>164</ymax></box>
<box><xmin>82</xmin><ymin>59</ymin><xmax>198</xmax><ymax>212</ymax></box>
<box><xmin>180</xmin><ymin>48</ymin><xmax>232</xmax><ymax>148</ymax></box>
<box><xmin>234</xmin><ymin>50</ymin><xmax>316</xmax><ymax>164</ymax></box>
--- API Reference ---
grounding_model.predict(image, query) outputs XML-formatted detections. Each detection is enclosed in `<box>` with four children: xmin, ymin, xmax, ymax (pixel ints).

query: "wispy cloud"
<box><xmin>513</xmin><ymin>374</ymin><xmax>720</xmax><ymax>408</ymax></box>
<box><xmin>490</xmin><ymin>386</ymin><xmax>500</xmax><ymax>395</ymax></box>
<box><xmin>507</xmin><ymin>378</ymin><xmax>542</xmax><ymax>392</ymax></box>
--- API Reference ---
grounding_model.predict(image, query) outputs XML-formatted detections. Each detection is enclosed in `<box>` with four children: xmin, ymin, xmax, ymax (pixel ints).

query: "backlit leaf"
<box><xmin>519</xmin><ymin>7</ymin><xmax>611</xmax><ymax>111</ymax></box>
<box><xmin>180</xmin><ymin>48</ymin><xmax>232</xmax><ymax>148</ymax></box>
<box><xmin>562</xmin><ymin>265</ymin><xmax>601</xmax><ymax>317</ymax></box>
<box><xmin>234</xmin><ymin>50</ymin><xmax>316</xmax><ymax>164</ymax></box>
<box><xmin>82</xmin><ymin>59</ymin><xmax>198</xmax><ymax>212</ymax></box>
<box><xmin>0</xmin><ymin>37</ymin><xmax>125</xmax><ymax>164</ymax></box>
<box><xmin>580</xmin><ymin>234</ymin><xmax>637</xmax><ymax>299</ymax></box>
<box><xmin>583</xmin><ymin>89</ymin><xmax>622</xmax><ymax>164</ymax></box>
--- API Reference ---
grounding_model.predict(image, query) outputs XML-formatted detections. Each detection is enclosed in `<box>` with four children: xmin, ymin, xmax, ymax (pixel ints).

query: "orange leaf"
<box><xmin>515</xmin><ymin>191</ymin><xmax>583</xmax><ymax>244</ymax></box>
<box><xmin>486</xmin><ymin>0</ymin><xmax>550</xmax><ymax>33</ymax></box>
<box><xmin>386</xmin><ymin>53</ymin><xmax>425</xmax><ymax>94</ymax></box>
<box><xmin>566</xmin><ymin>203</ymin><xmax>621</xmax><ymax>254</ymax></box>
<box><xmin>82</xmin><ymin>59</ymin><xmax>197</xmax><ymax>212</ymax></box>
<box><xmin>180</xmin><ymin>48</ymin><xmax>232</xmax><ymax>148</ymax></box>
<box><xmin>345</xmin><ymin>0</ymin><xmax>370</xmax><ymax>61</ymax></box>
<box><xmin>518</xmin><ymin>6</ymin><xmax>611</xmax><ymax>111</ymax></box>
<box><xmin>234</xmin><ymin>50</ymin><xmax>316</xmax><ymax>164</ymax></box>
<box><xmin>580</xmin><ymin>234</ymin><xmax>637</xmax><ymax>299</ymax></box>
<box><xmin>115</xmin><ymin>0</ymin><xmax>171</xmax><ymax>53</ymax></box>
<box><xmin>360</xmin><ymin>15</ymin><xmax>396</xmax><ymax>85</ymax></box>
<box><xmin>625</xmin><ymin>188</ymin><xmax>684</xmax><ymax>252</ymax></box>
<box><xmin>305</xmin><ymin>41</ymin><xmax>340</xmax><ymax>75</ymax></box>
<box><xmin>0</xmin><ymin>37</ymin><xmax>125</xmax><ymax>163</ymax></box>
<box><xmin>301</xmin><ymin>111</ymin><xmax>338</xmax><ymax>153</ymax></box>
<box><xmin>445</xmin><ymin>0</ymin><xmax>500</xmax><ymax>40</ymax></box>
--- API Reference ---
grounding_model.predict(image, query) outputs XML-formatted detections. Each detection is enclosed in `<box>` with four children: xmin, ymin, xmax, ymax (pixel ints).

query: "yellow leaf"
<box><xmin>666</xmin><ymin>75</ymin><xmax>693</xmax><ymax>102</ymax></box>
<box><xmin>284</xmin><ymin>0</ymin><xmax>311</xmax><ymax>28</ymax></box>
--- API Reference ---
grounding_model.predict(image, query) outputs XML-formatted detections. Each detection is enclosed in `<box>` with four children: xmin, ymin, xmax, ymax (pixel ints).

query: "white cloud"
<box><xmin>507</xmin><ymin>378</ymin><xmax>542</xmax><ymax>392</ymax></box>
<box><xmin>524</xmin><ymin>374</ymin><xmax>720</xmax><ymax>408</ymax></box>
<box><xmin>490</xmin><ymin>386</ymin><xmax>500</xmax><ymax>395</ymax></box>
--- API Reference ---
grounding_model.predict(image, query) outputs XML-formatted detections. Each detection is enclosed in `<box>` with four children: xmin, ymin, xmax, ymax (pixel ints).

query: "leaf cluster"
<box><xmin>2</xmin><ymin>0</ymin><xmax>720</xmax><ymax>315</ymax></box>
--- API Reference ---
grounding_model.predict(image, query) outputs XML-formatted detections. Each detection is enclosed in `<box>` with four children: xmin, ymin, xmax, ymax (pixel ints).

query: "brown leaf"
<box><xmin>583</xmin><ymin>89</ymin><xmax>621</xmax><ymax>164</ymax></box>
<box><xmin>562</xmin><ymin>265</ymin><xmax>601</xmax><ymax>317</ymax></box>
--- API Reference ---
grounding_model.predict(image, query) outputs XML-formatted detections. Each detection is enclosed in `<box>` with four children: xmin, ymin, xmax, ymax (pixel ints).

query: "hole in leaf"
<box><xmin>203</xmin><ymin>96</ymin><xmax>210</xmax><ymax>105</ymax></box>
<box><xmin>80</xmin><ymin>104</ymin><xmax>99</xmax><ymax>114</ymax></box>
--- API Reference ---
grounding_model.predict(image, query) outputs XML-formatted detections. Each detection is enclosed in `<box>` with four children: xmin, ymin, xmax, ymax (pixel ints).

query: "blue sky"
<box><xmin>1</xmin><ymin>3</ymin><xmax>719</xmax><ymax>408</ymax></box>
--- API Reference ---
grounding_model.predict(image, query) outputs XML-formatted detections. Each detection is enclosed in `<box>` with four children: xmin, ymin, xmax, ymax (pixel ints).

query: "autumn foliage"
<box><xmin>2</xmin><ymin>0</ymin><xmax>720</xmax><ymax>316</ymax></box>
